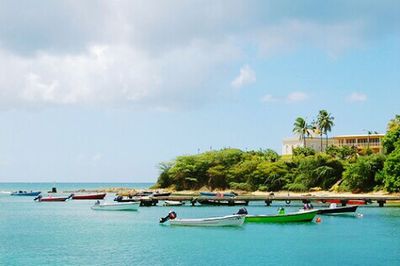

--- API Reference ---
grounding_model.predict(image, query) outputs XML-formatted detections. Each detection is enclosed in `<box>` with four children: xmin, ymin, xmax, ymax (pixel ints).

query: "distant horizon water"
<box><xmin>0</xmin><ymin>182</ymin><xmax>155</xmax><ymax>193</ymax></box>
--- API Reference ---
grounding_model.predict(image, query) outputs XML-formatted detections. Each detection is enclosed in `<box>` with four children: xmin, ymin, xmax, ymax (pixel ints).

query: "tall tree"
<box><xmin>317</xmin><ymin>110</ymin><xmax>335</xmax><ymax>150</ymax></box>
<box><xmin>382</xmin><ymin>114</ymin><xmax>400</xmax><ymax>154</ymax></box>
<box><xmin>313</xmin><ymin>119</ymin><xmax>324</xmax><ymax>152</ymax></box>
<box><xmin>293</xmin><ymin>117</ymin><xmax>311</xmax><ymax>148</ymax></box>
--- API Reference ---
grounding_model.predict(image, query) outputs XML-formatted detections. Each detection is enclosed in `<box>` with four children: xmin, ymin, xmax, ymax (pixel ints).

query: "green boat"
<box><xmin>245</xmin><ymin>209</ymin><xmax>318</xmax><ymax>223</ymax></box>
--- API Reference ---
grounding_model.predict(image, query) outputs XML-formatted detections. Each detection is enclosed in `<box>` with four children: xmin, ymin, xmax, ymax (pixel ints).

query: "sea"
<box><xmin>0</xmin><ymin>183</ymin><xmax>399</xmax><ymax>266</ymax></box>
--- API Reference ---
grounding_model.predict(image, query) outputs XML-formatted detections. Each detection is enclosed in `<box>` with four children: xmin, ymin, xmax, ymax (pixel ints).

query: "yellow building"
<box><xmin>282</xmin><ymin>133</ymin><xmax>384</xmax><ymax>155</ymax></box>
<box><xmin>333</xmin><ymin>134</ymin><xmax>385</xmax><ymax>154</ymax></box>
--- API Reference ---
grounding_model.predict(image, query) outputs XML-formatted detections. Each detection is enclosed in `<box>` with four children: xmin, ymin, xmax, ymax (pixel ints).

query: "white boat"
<box><xmin>169</xmin><ymin>214</ymin><xmax>245</xmax><ymax>227</ymax></box>
<box><xmin>164</xmin><ymin>200</ymin><xmax>184</xmax><ymax>206</ymax></box>
<box><xmin>91</xmin><ymin>201</ymin><xmax>140</xmax><ymax>211</ymax></box>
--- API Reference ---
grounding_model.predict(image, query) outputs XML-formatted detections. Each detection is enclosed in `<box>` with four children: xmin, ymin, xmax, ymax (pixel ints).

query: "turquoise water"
<box><xmin>1</xmin><ymin>183</ymin><xmax>400</xmax><ymax>265</ymax></box>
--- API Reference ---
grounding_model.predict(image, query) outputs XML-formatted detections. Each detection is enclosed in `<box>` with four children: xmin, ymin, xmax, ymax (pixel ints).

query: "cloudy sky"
<box><xmin>0</xmin><ymin>0</ymin><xmax>399</xmax><ymax>182</ymax></box>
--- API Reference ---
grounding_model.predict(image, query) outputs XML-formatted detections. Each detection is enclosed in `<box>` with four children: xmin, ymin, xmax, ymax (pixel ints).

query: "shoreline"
<box><xmin>63</xmin><ymin>187</ymin><xmax>400</xmax><ymax>198</ymax></box>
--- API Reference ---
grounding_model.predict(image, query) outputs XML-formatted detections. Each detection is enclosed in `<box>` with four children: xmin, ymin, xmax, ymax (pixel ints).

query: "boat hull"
<box><xmin>38</xmin><ymin>197</ymin><xmax>69</xmax><ymax>202</ymax></box>
<box><xmin>115</xmin><ymin>196</ymin><xmax>158</xmax><ymax>206</ymax></box>
<box><xmin>11</xmin><ymin>191</ymin><xmax>41</xmax><ymax>196</ymax></box>
<box><xmin>170</xmin><ymin>214</ymin><xmax>244</xmax><ymax>227</ymax></box>
<box><xmin>245</xmin><ymin>210</ymin><xmax>318</xmax><ymax>223</ymax></box>
<box><xmin>317</xmin><ymin>205</ymin><xmax>358</xmax><ymax>214</ymax></box>
<box><xmin>164</xmin><ymin>200</ymin><xmax>184</xmax><ymax>206</ymax></box>
<box><xmin>320</xmin><ymin>199</ymin><xmax>366</xmax><ymax>205</ymax></box>
<box><xmin>198</xmin><ymin>199</ymin><xmax>248</xmax><ymax>206</ymax></box>
<box><xmin>72</xmin><ymin>193</ymin><xmax>106</xmax><ymax>200</ymax></box>
<box><xmin>35</xmin><ymin>194</ymin><xmax>73</xmax><ymax>202</ymax></box>
<box><xmin>152</xmin><ymin>192</ymin><xmax>171</xmax><ymax>197</ymax></box>
<box><xmin>200</xmin><ymin>192</ymin><xmax>236</xmax><ymax>198</ymax></box>
<box><xmin>91</xmin><ymin>202</ymin><xmax>140</xmax><ymax>211</ymax></box>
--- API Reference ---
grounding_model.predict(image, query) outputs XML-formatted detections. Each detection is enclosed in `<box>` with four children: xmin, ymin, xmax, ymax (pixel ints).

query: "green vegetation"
<box><xmin>154</xmin><ymin>113</ymin><xmax>400</xmax><ymax>193</ymax></box>
<box><xmin>381</xmin><ymin>115</ymin><xmax>400</xmax><ymax>192</ymax></box>
<box><xmin>316</xmin><ymin>110</ymin><xmax>335</xmax><ymax>150</ymax></box>
<box><xmin>292</xmin><ymin>117</ymin><xmax>312</xmax><ymax>147</ymax></box>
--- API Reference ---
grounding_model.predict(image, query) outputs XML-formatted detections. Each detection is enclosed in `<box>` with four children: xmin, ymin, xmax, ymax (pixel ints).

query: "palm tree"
<box><xmin>366</xmin><ymin>130</ymin><xmax>379</xmax><ymax>150</ymax></box>
<box><xmin>293</xmin><ymin>117</ymin><xmax>311</xmax><ymax>147</ymax></box>
<box><xmin>387</xmin><ymin>115</ymin><xmax>400</xmax><ymax>131</ymax></box>
<box><xmin>317</xmin><ymin>110</ymin><xmax>335</xmax><ymax>150</ymax></box>
<box><xmin>313</xmin><ymin>119</ymin><xmax>324</xmax><ymax>152</ymax></box>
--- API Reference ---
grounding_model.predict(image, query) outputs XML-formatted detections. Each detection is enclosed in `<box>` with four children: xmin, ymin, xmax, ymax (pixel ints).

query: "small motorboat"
<box><xmin>164</xmin><ymin>200</ymin><xmax>184</xmax><ymax>206</ymax></box>
<box><xmin>131</xmin><ymin>191</ymin><xmax>171</xmax><ymax>197</ymax></box>
<box><xmin>152</xmin><ymin>191</ymin><xmax>171</xmax><ymax>197</ymax></box>
<box><xmin>132</xmin><ymin>191</ymin><xmax>153</xmax><ymax>197</ymax></box>
<box><xmin>197</xmin><ymin>199</ymin><xmax>248</xmax><ymax>206</ymax></box>
<box><xmin>319</xmin><ymin>199</ymin><xmax>367</xmax><ymax>205</ymax></box>
<box><xmin>160</xmin><ymin>210</ymin><xmax>245</xmax><ymax>227</ymax></box>
<box><xmin>114</xmin><ymin>196</ymin><xmax>158</xmax><ymax>206</ymax></box>
<box><xmin>72</xmin><ymin>193</ymin><xmax>107</xmax><ymax>200</ymax></box>
<box><xmin>11</xmin><ymin>191</ymin><xmax>41</xmax><ymax>197</ymax></box>
<box><xmin>200</xmin><ymin>191</ymin><xmax>237</xmax><ymax>198</ymax></box>
<box><xmin>34</xmin><ymin>194</ymin><xmax>73</xmax><ymax>202</ymax></box>
<box><xmin>91</xmin><ymin>201</ymin><xmax>140</xmax><ymax>211</ymax></box>
<box><xmin>48</xmin><ymin>187</ymin><xmax>58</xmax><ymax>193</ymax></box>
<box><xmin>317</xmin><ymin>204</ymin><xmax>358</xmax><ymax>215</ymax></box>
<box><xmin>245</xmin><ymin>208</ymin><xmax>318</xmax><ymax>223</ymax></box>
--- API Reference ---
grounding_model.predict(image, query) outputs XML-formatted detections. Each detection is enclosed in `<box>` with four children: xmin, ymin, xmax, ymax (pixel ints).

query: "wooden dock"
<box><xmin>151</xmin><ymin>195</ymin><xmax>400</xmax><ymax>207</ymax></box>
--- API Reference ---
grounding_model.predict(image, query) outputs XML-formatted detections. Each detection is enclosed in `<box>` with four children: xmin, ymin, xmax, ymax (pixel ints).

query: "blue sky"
<box><xmin>0</xmin><ymin>0</ymin><xmax>399</xmax><ymax>182</ymax></box>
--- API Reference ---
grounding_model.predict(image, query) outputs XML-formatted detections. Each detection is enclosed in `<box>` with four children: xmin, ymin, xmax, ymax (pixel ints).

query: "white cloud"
<box><xmin>260</xmin><ymin>91</ymin><xmax>309</xmax><ymax>104</ymax></box>
<box><xmin>260</xmin><ymin>94</ymin><xmax>278</xmax><ymax>103</ymax></box>
<box><xmin>0</xmin><ymin>1</ymin><xmax>396</xmax><ymax>110</ymax></box>
<box><xmin>286</xmin><ymin>91</ymin><xmax>308</xmax><ymax>102</ymax></box>
<box><xmin>231</xmin><ymin>65</ymin><xmax>256</xmax><ymax>88</ymax></box>
<box><xmin>347</xmin><ymin>92</ymin><xmax>367</xmax><ymax>102</ymax></box>
<box><xmin>0</xmin><ymin>41</ymin><xmax>239</xmax><ymax>110</ymax></box>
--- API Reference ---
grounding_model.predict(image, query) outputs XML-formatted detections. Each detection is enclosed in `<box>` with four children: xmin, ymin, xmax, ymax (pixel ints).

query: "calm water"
<box><xmin>1</xmin><ymin>183</ymin><xmax>400</xmax><ymax>265</ymax></box>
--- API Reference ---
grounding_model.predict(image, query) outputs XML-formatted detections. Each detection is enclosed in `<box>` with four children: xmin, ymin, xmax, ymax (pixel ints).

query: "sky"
<box><xmin>0</xmin><ymin>0</ymin><xmax>399</xmax><ymax>182</ymax></box>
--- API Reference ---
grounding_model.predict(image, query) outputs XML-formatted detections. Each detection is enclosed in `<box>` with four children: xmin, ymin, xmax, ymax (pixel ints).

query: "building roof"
<box><xmin>333</xmin><ymin>134</ymin><xmax>385</xmax><ymax>139</ymax></box>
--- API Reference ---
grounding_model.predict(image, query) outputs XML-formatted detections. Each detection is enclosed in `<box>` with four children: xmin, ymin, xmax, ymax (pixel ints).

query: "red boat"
<box><xmin>34</xmin><ymin>194</ymin><xmax>73</xmax><ymax>202</ymax></box>
<box><xmin>320</xmin><ymin>199</ymin><xmax>367</xmax><ymax>205</ymax></box>
<box><xmin>72</xmin><ymin>193</ymin><xmax>106</xmax><ymax>200</ymax></box>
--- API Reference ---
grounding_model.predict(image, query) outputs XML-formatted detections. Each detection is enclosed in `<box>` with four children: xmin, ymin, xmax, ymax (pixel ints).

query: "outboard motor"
<box><xmin>34</xmin><ymin>195</ymin><xmax>42</xmax><ymax>201</ymax></box>
<box><xmin>237</xmin><ymin>207</ymin><xmax>248</xmax><ymax>215</ymax></box>
<box><xmin>160</xmin><ymin>211</ymin><xmax>177</xmax><ymax>223</ymax></box>
<box><xmin>114</xmin><ymin>195</ymin><xmax>123</xmax><ymax>202</ymax></box>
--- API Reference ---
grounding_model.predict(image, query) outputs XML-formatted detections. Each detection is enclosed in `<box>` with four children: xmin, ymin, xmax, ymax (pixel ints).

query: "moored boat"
<box><xmin>114</xmin><ymin>196</ymin><xmax>158</xmax><ymax>206</ymax></box>
<box><xmin>152</xmin><ymin>192</ymin><xmax>171</xmax><ymax>197</ymax></box>
<box><xmin>200</xmin><ymin>191</ymin><xmax>237</xmax><ymax>198</ymax></box>
<box><xmin>319</xmin><ymin>199</ymin><xmax>367</xmax><ymax>205</ymax></box>
<box><xmin>11</xmin><ymin>191</ymin><xmax>41</xmax><ymax>196</ymax></box>
<box><xmin>197</xmin><ymin>198</ymin><xmax>248</xmax><ymax>206</ymax></box>
<box><xmin>160</xmin><ymin>211</ymin><xmax>244</xmax><ymax>227</ymax></box>
<box><xmin>72</xmin><ymin>193</ymin><xmax>106</xmax><ymax>200</ymax></box>
<box><xmin>34</xmin><ymin>194</ymin><xmax>73</xmax><ymax>202</ymax></box>
<box><xmin>91</xmin><ymin>201</ymin><xmax>140</xmax><ymax>211</ymax></box>
<box><xmin>245</xmin><ymin>209</ymin><xmax>318</xmax><ymax>223</ymax></box>
<box><xmin>131</xmin><ymin>191</ymin><xmax>171</xmax><ymax>197</ymax></box>
<box><xmin>164</xmin><ymin>200</ymin><xmax>184</xmax><ymax>206</ymax></box>
<box><xmin>317</xmin><ymin>204</ymin><xmax>358</xmax><ymax>215</ymax></box>
<box><xmin>170</xmin><ymin>215</ymin><xmax>245</xmax><ymax>227</ymax></box>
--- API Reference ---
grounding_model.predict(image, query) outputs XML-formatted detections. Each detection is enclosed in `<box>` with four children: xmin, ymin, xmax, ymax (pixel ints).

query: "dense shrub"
<box><xmin>341</xmin><ymin>154</ymin><xmax>385</xmax><ymax>192</ymax></box>
<box><xmin>292</xmin><ymin>147</ymin><xmax>315</xmax><ymax>157</ymax></box>
<box><xmin>229</xmin><ymin>182</ymin><xmax>253</xmax><ymax>191</ymax></box>
<box><xmin>382</xmin><ymin>147</ymin><xmax>400</xmax><ymax>192</ymax></box>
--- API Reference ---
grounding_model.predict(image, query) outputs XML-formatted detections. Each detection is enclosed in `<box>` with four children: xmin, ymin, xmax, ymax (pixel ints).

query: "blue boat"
<box><xmin>11</xmin><ymin>191</ymin><xmax>41</xmax><ymax>196</ymax></box>
<box><xmin>200</xmin><ymin>192</ymin><xmax>237</xmax><ymax>198</ymax></box>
